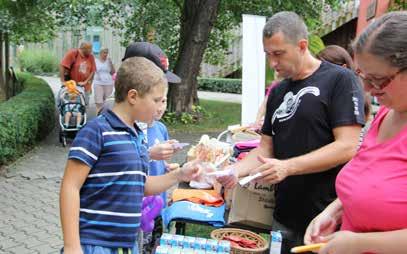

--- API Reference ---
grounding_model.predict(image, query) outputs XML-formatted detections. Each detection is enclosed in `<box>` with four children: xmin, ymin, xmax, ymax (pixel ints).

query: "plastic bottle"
<box><xmin>269</xmin><ymin>231</ymin><xmax>282</xmax><ymax>254</ymax></box>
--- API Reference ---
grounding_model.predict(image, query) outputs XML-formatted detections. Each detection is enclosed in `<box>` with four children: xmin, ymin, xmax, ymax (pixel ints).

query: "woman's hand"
<box><xmin>318</xmin><ymin>231</ymin><xmax>362</xmax><ymax>254</ymax></box>
<box><xmin>304</xmin><ymin>208</ymin><xmax>340</xmax><ymax>245</ymax></box>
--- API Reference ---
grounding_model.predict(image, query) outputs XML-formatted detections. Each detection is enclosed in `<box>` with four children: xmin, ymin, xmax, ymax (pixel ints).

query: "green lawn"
<box><xmin>0</xmin><ymin>90</ymin><xmax>5</xmax><ymax>102</ymax></box>
<box><xmin>185</xmin><ymin>224</ymin><xmax>214</xmax><ymax>238</ymax></box>
<box><xmin>166</xmin><ymin>99</ymin><xmax>241</xmax><ymax>133</ymax></box>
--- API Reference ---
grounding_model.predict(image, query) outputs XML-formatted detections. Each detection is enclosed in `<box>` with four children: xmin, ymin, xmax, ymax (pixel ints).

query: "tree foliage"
<box><xmin>0</xmin><ymin>0</ymin><xmax>340</xmax><ymax>66</ymax></box>
<box><xmin>1</xmin><ymin>0</ymin><xmax>340</xmax><ymax>112</ymax></box>
<box><xmin>0</xmin><ymin>0</ymin><xmax>58</xmax><ymax>43</ymax></box>
<box><xmin>96</xmin><ymin>0</ymin><xmax>340</xmax><ymax>68</ymax></box>
<box><xmin>0</xmin><ymin>0</ymin><xmax>107</xmax><ymax>43</ymax></box>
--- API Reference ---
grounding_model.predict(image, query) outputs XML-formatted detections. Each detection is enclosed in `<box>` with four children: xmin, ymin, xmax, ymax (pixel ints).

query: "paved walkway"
<box><xmin>197</xmin><ymin>91</ymin><xmax>241</xmax><ymax>103</ymax></box>
<box><xmin>0</xmin><ymin>76</ymin><xmax>221</xmax><ymax>253</ymax></box>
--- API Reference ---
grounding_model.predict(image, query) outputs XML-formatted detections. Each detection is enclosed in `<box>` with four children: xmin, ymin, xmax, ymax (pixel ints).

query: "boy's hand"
<box><xmin>176</xmin><ymin>160</ymin><xmax>201</xmax><ymax>182</ymax></box>
<box><xmin>166</xmin><ymin>162</ymin><xmax>180</xmax><ymax>172</ymax></box>
<box><xmin>167</xmin><ymin>139</ymin><xmax>187</xmax><ymax>152</ymax></box>
<box><xmin>149</xmin><ymin>141</ymin><xmax>175</xmax><ymax>160</ymax></box>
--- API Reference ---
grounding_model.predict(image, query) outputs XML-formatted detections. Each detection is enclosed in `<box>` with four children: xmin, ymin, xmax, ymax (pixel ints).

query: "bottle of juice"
<box><xmin>269</xmin><ymin>231</ymin><xmax>282</xmax><ymax>254</ymax></box>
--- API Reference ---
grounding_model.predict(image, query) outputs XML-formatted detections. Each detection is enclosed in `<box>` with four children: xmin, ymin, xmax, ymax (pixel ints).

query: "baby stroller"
<box><xmin>57</xmin><ymin>81</ymin><xmax>87</xmax><ymax>147</ymax></box>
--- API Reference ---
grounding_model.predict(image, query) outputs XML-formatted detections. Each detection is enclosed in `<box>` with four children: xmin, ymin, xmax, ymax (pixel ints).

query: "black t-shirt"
<box><xmin>262</xmin><ymin>61</ymin><xmax>365</xmax><ymax>232</ymax></box>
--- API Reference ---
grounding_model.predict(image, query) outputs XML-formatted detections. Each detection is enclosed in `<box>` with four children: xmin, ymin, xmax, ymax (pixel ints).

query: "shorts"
<box><xmin>84</xmin><ymin>91</ymin><xmax>91</xmax><ymax>106</ymax></box>
<box><xmin>94</xmin><ymin>85</ymin><xmax>114</xmax><ymax>104</ymax></box>
<box><xmin>63</xmin><ymin>104</ymin><xmax>81</xmax><ymax>115</ymax></box>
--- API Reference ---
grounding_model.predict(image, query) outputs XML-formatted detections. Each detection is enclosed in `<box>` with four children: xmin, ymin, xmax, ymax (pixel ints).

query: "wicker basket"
<box><xmin>211</xmin><ymin>228</ymin><xmax>269</xmax><ymax>254</ymax></box>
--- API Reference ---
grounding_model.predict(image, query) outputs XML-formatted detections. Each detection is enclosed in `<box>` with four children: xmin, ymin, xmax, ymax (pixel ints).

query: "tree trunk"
<box><xmin>0</xmin><ymin>32</ymin><xmax>4</xmax><ymax>100</ymax></box>
<box><xmin>168</xmin><ymin>0</ymin><xmax>220</xmax><ymax>113</ymax></box>
<box><xmin>4</xmin><ymin>33</ymin><xmax>10</xmax><ymax>98</ymax></box>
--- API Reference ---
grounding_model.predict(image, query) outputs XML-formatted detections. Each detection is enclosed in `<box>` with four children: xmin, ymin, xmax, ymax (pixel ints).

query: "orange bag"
<box><xmin>171</xmin><ymin>189</ymin><xmax>224</xmax><ymax>207</ymax></box>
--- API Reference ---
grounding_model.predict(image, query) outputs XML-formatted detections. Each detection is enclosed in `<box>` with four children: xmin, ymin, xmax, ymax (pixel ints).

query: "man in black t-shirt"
<box><xmin>218</xmin><ymin>11</ymin><xmax>365</xmax><ymax>253</ymax></box>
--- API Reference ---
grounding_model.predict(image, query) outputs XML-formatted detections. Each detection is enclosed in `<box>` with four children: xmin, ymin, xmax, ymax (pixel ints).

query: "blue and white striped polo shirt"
<box><xmin>68</xmin><ymin>109</ymin><xmax>149</xmax><ymax>248</ymax></box>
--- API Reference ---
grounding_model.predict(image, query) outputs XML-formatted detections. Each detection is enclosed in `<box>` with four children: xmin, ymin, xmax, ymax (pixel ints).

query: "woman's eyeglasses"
<box><xmin>356</xmin><ymin>68</ymin><xmax>405</xmax><ymax>90</ymax></box>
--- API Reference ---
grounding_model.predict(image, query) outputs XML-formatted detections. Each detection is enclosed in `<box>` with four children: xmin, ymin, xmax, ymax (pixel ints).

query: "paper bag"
<box><xmin>228</xmin><ymin>182</ymin><xmax>275</xmax><ymax>230</ymax></box>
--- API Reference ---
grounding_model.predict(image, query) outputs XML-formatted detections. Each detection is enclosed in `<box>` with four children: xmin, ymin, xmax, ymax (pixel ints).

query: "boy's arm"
<box><xmin>144</xmin><ymin>160</ymin><xmax>199</xmax><ymax>196</ymax></box>
<box><xmin>144</xmin><ymin>170</ymin><xmax>180</xmax><ymax>196</ymax></box>
<box><xmin>60</xmin><ymin>159</ymin><xmax>91</xmax><ymax>253</ymax></box>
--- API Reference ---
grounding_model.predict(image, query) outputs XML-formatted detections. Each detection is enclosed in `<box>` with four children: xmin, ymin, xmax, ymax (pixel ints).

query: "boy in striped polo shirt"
<box><xmin>60</xmin><ymin>57</ymin><xmax>200</xmax><ymax>254</ymax></box>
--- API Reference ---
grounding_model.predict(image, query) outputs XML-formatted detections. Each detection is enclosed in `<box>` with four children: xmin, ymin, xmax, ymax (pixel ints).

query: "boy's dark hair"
<box><xmin>115</xmin><ymin>57</ymin><xmax>167</xmax><ymax>103</ymax></box>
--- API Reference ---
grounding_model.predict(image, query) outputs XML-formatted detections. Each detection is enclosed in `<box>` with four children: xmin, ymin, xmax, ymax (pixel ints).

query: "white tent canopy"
<box><xmin>241</xmin><ymin>14</ymin><xmax>266</xmax><ymax>125</ymax></box>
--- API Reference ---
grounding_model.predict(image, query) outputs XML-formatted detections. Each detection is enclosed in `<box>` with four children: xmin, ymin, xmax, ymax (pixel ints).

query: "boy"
<box><xmin>60</xmin><ymin>57</ymin><xmax>200</xmax><ymax>254</ymax></box>
<box><xmin>142</xmin><ymin>95</ymin><xmax>181</xmax><ymax>253</ymax></box>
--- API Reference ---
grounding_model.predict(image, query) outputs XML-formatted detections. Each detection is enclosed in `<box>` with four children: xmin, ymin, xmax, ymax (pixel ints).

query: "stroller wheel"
<box><xmin>62</xmin><ymin>136</ymin><xmax>67</xmax><ymax>147</ymax></box>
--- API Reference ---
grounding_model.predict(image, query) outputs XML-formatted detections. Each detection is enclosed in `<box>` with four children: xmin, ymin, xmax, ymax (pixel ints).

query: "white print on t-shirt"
<box><xmin>272</xmin><ymin>86</ymin><xmax>320</xmax><ymax>126</ymax></box>
<box><xmin>352</xmin><ymin>96</ymin><xmax>360</xmax><ymax>116</ymax></box>
<box><xmin>79</xmin><ymin>62</ymin><xmax>88</xmax><ymax>74</ymax></box>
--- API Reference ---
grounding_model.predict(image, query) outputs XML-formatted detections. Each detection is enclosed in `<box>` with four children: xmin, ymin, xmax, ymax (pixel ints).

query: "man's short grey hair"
<box><xmin>263</xmin><ymin>11</ymin><xmax>308</xmax><ymax>44</ymax></box>
<box><xmin>352</xmin><ymin>11</ymin><xmax>407</xmax><ymax>70</ymax></box>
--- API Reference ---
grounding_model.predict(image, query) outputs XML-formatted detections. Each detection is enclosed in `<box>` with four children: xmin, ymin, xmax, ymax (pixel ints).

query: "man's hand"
<box><xmin>175</xmin><ymin>160</ymin><xmax>201</xmax><ymax>182</ymax></box>
<box><xmin>252</xmin><ymin>155</ymin><xmax>291</xmax><ymax>184</ymax></box>
<box><xmin>216</xmin><ymin>166</ymin><xmax>239</xmax><ymax>189</ymax></box>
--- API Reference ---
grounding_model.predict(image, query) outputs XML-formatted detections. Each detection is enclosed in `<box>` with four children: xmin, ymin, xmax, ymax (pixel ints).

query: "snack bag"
<box><xmin>188</xmin><ymin>135</ymin><xmax>232</xmax><ymax>189</ymax></box>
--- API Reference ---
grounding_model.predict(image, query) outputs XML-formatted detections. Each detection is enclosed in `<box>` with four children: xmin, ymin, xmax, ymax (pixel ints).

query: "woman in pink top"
<box><xmin>304</xmin><ymin>11</ymin><xmax>407</xmax><ymax>254</ymax></box>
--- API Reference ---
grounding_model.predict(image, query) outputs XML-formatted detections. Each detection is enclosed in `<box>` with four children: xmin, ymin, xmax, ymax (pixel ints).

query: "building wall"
<box><xmin>321</xmin><ymin>18</ymin><xmax>358</xmax><ymax>53</ymax></box>
<box><xmin>356</xmin><ymin>0</ymin><xmax>390</xmax><ymax>35</ymax></box>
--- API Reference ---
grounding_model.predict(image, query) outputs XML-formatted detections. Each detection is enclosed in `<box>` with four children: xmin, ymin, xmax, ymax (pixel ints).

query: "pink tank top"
<box><xmin>336</xmin><ymin>106</ymin><xmax>407</xmax><ymax>252</ymax></box>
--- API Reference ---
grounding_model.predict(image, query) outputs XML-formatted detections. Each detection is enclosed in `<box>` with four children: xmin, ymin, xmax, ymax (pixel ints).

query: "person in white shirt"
<box><xmin>93</xmin><ymin>48</ymin><xmax>115</xmax><ymax>114</ymax></box>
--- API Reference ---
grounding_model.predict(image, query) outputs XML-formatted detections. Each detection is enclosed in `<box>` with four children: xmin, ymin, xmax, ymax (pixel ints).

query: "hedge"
<box><xmin>17</xmin><ymin>49</ymin><xmax>59</xmax><ymax>75</ymax></box>
<box><xmin>0</xmin><ymin>73</ymin><xmax>55</xmax><ymax>165</ymax></box>
<box><xmin>198</xmin><ymin>77</ymin><xmax>242</xmax><ymax>94</ymax></box>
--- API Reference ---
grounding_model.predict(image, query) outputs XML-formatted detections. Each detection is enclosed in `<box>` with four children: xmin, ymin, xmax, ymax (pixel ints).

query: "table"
<box><xmin>169</xmin><ymin>182</ymin><xmax>272</xmax><ymax>235</ymax></box>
